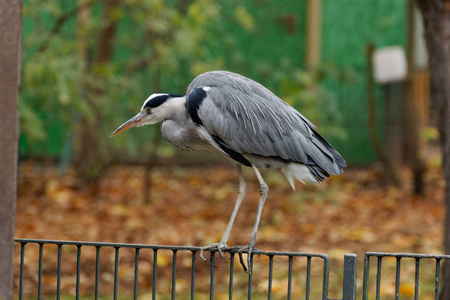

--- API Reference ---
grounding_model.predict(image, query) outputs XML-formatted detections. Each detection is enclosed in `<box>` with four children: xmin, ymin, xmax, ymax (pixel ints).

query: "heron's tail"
<box><xmin>281</xmin><ymin>163</ymin><xmax>320</xmax><ymax>190</ymax></box>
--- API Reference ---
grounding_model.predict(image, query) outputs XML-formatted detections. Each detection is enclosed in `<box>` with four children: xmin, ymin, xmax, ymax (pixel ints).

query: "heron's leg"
<box><xmin>228</xmin><ymin>165</ymin><xmax>268</xmax><ymax>273</ymax></box>
<box><xmin>220</xmin><ymin>164</ymin><xmax>247</xmax><ymax>244</ymax></box>
<box><xmin>245</xmin><ymin>165</ymin><xmax>268</xmax><ymax>269</ymax></box>
<box><xmin>228</xmin><ymin>165</ymin><xmax>268</xmax><ymax>272</ymax></box>
<box><xmin>200</xmin><ymin>164</ymin><xmax>247</xmax><ymax>260</ymax></box>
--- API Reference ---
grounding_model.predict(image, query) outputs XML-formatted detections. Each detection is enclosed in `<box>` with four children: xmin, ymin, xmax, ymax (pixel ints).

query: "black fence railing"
<box><xmin>362</xmin><ymin>252</ymin><xmax>450</xmax><ymax>300</ymax></box>
<box><xmin>14</xmin><ymin>239</ymin><xmax>333</xmax><ymax>300</ymax></box>
<box><xmin>13</xmin><ymin>239</ymin><xmax>450</xmax><ymax>300</ymax></box>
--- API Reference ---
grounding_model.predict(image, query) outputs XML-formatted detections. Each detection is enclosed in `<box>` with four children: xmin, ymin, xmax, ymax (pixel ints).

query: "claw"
<box><xmin>199</xmin><ymin>242</ymin><xmax>259</xmax><ymax>274</ymax></box>
<box><xmin>199</xmin><ymin>242</ymin><xmax>228</xmax><ymax>261</ymax></box>
<box><xmin>226</xmin><ymin>244</ymin><xmax>258</xmax><ymax>275</ymax></box>
<box><xmin>247</xmin><ymin>248</ymin><xmax>253</xmax><ymax>274</ymax></box>
<box><xmin>217</xmin><ymin>246</ymin><xmax>226</xmax><ymax>259</ymax></box>
<box><xmin>199</xmin><ymin>248</ymin><xmax>207</xmax><ymax>261</ymax></box>
<box><xmin>238</xmin><ymin>252</ymin><xmax>247</xmax><ymax>273</ymax></box>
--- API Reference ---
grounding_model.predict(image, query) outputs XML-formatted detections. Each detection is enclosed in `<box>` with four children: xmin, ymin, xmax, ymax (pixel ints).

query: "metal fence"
<box><xmin>362</xmin><ymin>252</ymin><xmax>450</xmax><ymax>300</ymax></box>
<box><xmin>13</xmin><ymin>239</ymin><xmax>450</xmax><ymax>300</ymax></box>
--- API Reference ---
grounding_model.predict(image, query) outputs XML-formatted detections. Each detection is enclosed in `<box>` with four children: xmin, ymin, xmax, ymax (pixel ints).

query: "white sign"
<box><xmin>373</xmin><ymin>46</ymin><xmax>407</xmax><ymax>84</ymax></box>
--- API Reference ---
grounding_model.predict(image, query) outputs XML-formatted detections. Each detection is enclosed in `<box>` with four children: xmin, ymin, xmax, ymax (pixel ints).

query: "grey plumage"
<box><xmin>110</xmin><ymin>70</ymin><xmax>346</xmax><ymax>271</ymax></box>
<box><xmin>186</xmin><ymin>71</ymin><xmax>346</xmax><ymax>180</ymax></box>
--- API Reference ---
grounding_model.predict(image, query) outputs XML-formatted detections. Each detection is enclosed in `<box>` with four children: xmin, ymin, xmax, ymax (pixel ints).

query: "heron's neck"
<box><xmin>162</xmin><ymin>96</ymin><xmax>188</xmax><ymax>123</ymax></box>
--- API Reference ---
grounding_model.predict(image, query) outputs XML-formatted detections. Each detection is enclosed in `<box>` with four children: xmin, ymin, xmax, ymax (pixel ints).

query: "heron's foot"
<box><xmin>227</xmin><ymin>243</ymin><xmax>259</xmax><ymax>274</ymax></box>
<box><xmin>199</xmin><ymin>242</ymin><xmax>229</xmax><ymax>261</ymax></box>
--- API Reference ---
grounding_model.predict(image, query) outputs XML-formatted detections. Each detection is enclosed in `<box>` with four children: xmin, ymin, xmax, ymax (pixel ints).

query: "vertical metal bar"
<box><xmin>57</xmin><ymin>244</ymin><xmax>62</xmax><ymax>300</ymax></box>
<box><xmin>435</xmin><ymin>259</ymin><xmax>441</xmax><ymax>300</ymax></box>
<box><xmin>394</xmin><ymin>257</ymin><xmax>401</xmax><ymax>300</ymax></box>
<box><xmin>248</xmin><ymin>254</ymin><xmax>253</xmax><ymax>300</ymax></box>
<box><xmin>268</xmin><ymin>255</ymin><xmax>273</xmax><ymax>300</ymax></box>
<box><xmin>287</xmin><ymin>256</ymin><xmax>293</xmax><ymax>300</ymax></box>
<box><xmin>375</xmin><ymin>256</ymin><xmax>382</xmax><ymax>300</ymax></box>
<box><xmin>171</xmin><ymin>250</ymin><xmax>177</xmax><ymax>300</ymax></box>
<box><xmin>95</xmin><ymin>246</ymin><xmax>101</xmax><ymax>300</ymax></box>
<box><xmin>306</xmin><ymin>256</ymin><xmax>311</xmax><ymax>300</ymax></box>
<box><xmin>210</xmin><ymin>252</ymin><xmax>215</xmax><ymax>300</ymax></box>
<box><xmin>19</xmin><ymin>243</ymin><xmax>26</xmax><ymax>300</ymax></box>
<box><xmin>414</xmin><ymin>258</ymin><xmax>420</xmax><ymax>300</ymax></box>
<box><xmin>152</xmin><ymin>249</ymin><xmax>158</xmax><ymax>300</ymax></box>
<box><xmin>191</xmin><ymin>251</ymin><xmax>196</xmax><ymax>300</ymax></box>
<box><xmin>322</xmin><ymin>256</ymin><xmax>330</xmax><ymax>300</ymax></box>
<box><xmin>134</xmin><ymin>248</ymin><xmax>140</xmax><ymax>300</ymax></box>
<box><xmin>229</xmin><ymin>252</ymin><xmax>234</xmax><ymax>300</ymax></box>
<box><xmin>114</xmin><ymin>247</ymin><xmax>119</xmax><ymax>300</ymax></box>
<box><xmin>362</xmin><ymin>255</ymin><xmax>370</xmax><ymax>300</ymax></box>
<box><xmin>38</xmin><ymin>243</ymin><xmax>43</xmax><ymax>300</ymax></box>
<box><xmin>76</xmin><ymin>245</ymin><xmax>81</xmax><ymax>300</ymax></box>
<box><xmin>342</xmin><ymin>254</ymin><xmax>357</xmax><ymax>300</ymax></box>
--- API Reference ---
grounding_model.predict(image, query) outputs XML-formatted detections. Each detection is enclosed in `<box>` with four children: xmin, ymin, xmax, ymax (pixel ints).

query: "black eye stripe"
<box><xmin>143</xmin><ymin>93</ymin><xmax>184</xmax><ymax>109</ymax></box>
<box><xmin>143</xmin><ymin>95</ymin><xmax>170</xmax><ymax>109</ymax></box>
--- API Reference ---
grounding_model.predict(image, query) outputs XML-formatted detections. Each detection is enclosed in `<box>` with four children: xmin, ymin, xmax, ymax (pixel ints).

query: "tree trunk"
<box><xmin>74</xmin><ymin>0</ymin><xmax>119</xmax><ymax>184</ymax></box>
<box><xmin>416</xmin><ymin>1</ymin><xmax>450</xmax><ymax>299</ymax></box>
<box><xmin>94</xmin><ymin>0</ymin><xmax>119</xmax><ymax>65</ymax></box>
<box><xmin>405</xmin><ymin>0</ymin><xmax>425</xmax><ymax>195</ymax></box>
<box><xmin>0</xmin><ymin>0</ymin><xmax>22</xmax><ymax>299</ymax></box>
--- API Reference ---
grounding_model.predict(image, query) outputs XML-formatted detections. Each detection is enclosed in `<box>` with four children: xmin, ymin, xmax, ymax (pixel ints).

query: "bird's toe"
<box><xmin>199</xmin><ymin>242</ymin><xmax>229</xmax><ymax>260</ymax></box>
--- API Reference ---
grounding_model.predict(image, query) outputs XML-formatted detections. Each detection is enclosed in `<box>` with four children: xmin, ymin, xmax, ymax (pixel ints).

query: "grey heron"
<box><xmin>110</xmin><ymin>70</ymin><xmax>346</xmax><ymax>270</ymax></box>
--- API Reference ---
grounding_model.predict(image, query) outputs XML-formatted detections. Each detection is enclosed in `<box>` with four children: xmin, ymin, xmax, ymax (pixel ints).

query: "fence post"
<box><xmin>342</xmin><ymin>254</ymin><xmax>357</xmax><ymax>300</ymax></box>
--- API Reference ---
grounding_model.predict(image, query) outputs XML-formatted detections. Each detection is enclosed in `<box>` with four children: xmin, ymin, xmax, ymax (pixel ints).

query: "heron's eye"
<box><xmin>146</xmin><ymin>107</ymin><xmax>152</xmax><ymax>114</ymax></box>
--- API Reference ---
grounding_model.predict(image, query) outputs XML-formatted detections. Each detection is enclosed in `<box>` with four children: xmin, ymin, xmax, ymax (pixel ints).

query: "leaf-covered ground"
<box><xmin>14</xmin><ymin>160</ymin><xmax>445</xmax><ymax>299</ymax></box>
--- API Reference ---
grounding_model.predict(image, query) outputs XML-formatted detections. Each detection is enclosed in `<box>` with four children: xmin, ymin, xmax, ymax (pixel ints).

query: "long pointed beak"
<box><xmin>110</xmin><ymin>113</ymin><xmax>143</xmax><ymax>137</ymax></box>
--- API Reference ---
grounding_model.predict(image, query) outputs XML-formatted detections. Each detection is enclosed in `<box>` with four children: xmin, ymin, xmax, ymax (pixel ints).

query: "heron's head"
<box><xmin>110</xmin><ymin>93</ymin><xmax>180</xmax><ymax>137</ymax></box>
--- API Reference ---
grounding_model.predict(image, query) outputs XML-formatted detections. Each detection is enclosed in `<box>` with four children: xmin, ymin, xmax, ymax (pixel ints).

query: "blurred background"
<box><xmin>15</xmin><ymin>0</ymin><xmax>446</xmax><ymax>298</ymax></box>
<box><xmin>20</xmin><ymin>0</ymin><xmax>431</xmax><ymax>173</ymax></box>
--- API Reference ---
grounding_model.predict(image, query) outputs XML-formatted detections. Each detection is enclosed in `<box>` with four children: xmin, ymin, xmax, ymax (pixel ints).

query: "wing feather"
<box><xmin>186</xmin><ymin>71</ymin><xmax>346</xmax><ymax>175</ymax></box>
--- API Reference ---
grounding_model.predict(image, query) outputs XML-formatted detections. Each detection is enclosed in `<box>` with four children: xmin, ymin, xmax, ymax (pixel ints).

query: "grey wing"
<box><xmin>186</xmin><ymin>71</ymin><xmax>346</xmax><ymax>176</ymax></box>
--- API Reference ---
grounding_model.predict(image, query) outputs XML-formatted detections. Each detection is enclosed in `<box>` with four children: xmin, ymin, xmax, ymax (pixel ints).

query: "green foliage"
<box><xmin>20</xmin><ymin>0</ymin><xmax>346</xmax><ymax>165</ymax></box>
<box><xmin>20</xmin><ymin>0</ymin><xmax>233</xmax><ymax>160</ymax></box>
